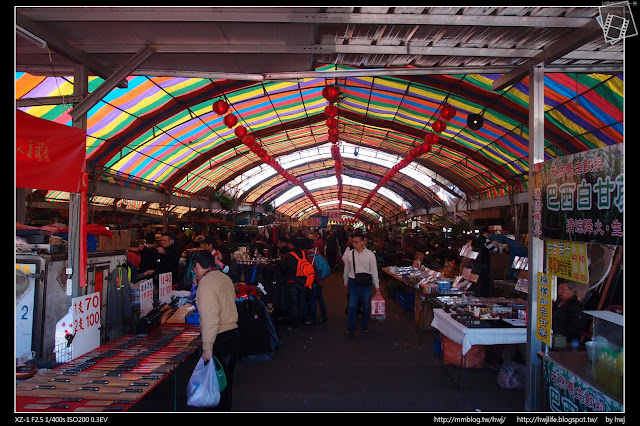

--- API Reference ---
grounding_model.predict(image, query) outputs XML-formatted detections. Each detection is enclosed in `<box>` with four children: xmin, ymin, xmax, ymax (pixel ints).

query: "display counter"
<box><xmin>16</xmin><ymin>324</ymin><xmax>201</xmax><ymax>412</ymax></box>
<box><xmin>431</xmin><ymin>308</ymin><xmax>527</xmax><ymax>356</ymax></box>
<box><xmin>539</xmin><ymin>350</ymin><xmax>623</xmax><ymax>412</ymax></box>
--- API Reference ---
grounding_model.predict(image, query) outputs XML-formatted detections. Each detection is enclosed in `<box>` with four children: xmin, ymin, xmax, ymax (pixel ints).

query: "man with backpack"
<box><xmin>306</xmin><ymin>248</ymin><xmax>330</xmax><ymax>325</ymax></box>
<box><xmin>283</xmin><ymin>239</ymin><xmax>314</xmax><ymax>331</ymax></box>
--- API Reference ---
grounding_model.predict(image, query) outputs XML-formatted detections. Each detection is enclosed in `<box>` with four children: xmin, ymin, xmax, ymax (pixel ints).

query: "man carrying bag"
<box><xmin>343</xmin><ymin>234</ymin><xmax>380</xmax><ymax>336</ymax></box>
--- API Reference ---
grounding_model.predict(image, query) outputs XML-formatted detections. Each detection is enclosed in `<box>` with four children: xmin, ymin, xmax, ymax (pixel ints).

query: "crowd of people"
<box><xmin>122</xmin><ymin>222</ymin><xmax>601</xmax><ymax>411</ymax></box>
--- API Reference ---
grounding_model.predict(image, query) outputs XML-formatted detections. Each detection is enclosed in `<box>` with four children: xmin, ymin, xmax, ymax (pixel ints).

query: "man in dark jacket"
<box><xmin>470</xmin><ymin>227</ymin><xmax>504</xmax><ymax>296</ymax></box>
<box><xmin>155</xmin><ymin>231</ymin><xmax>181</xmax><ymax>286</ymax></box>
<box><xmin>282</xmin><ymin>239</ymin><xmax>308</xmax><ymax>331</ymax></box>
<box><xmin>324</xmin><ymin>231</ymin><xmax>340</xmax><ymax>271</ymax></box>
<box><xmin>553</xmin><ymin>280</ymin><xmax>588</xmax><ymax>342</ymax></box>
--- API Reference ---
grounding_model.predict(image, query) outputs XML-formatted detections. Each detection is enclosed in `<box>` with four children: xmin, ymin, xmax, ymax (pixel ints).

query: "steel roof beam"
<box><xmin>19</xmin><ymin>7</ymin><xmax>595</xmax><ymax>28</ymax></box>
<box><xmin>16</xmin><ymin>11</ymin><xmax>129</xmax><ymax>89</ymax></box>
<box><xmin>493</xmin><ymin>18</ymin><xmax>605</xmax><ymax>91</ymax></box>
<box><xmin>69</xmin><ymin>45</ymin><xmax>154</xmax><ymax>122</ymax></box>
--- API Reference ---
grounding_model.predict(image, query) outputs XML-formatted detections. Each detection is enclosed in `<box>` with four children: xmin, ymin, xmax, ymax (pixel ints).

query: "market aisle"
<box><xmin>230</xmin><ymin>269</ymin><xmax>526</xmax><ymax>412</ymax></box>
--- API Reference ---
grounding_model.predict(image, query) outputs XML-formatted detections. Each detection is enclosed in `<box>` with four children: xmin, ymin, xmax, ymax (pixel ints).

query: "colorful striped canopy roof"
<box><xmin>15</xmin><ymin>64</ymin><xmax>623</xmax><ymax>224</ymax></box>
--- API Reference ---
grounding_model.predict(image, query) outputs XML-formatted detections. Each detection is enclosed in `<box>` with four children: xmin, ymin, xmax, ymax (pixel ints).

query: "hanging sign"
<box><xmin>532</xmin><ymin>144</ymin><xmax>623</xmax><ymax>245</ymax></box>
<box><xmin>159</xmin><ymin>272</ymin><xmax>173</xmax><ymax>304</ymax></box>
<box><xmin>545</xmin><ymin>239</ymin><xmax>589</xmax><ymax>284</ymax></box>
<box><xmin>536</xmin><ymin>272</ymin><xmax>553</xmax><ymax>346</ymax></box>
<box><xmin>308</xmin><ymin>215</ymin><xmax>328</xmax><ymax>228</ymax></box>
<box><xmin>324</xmin><ymin>210</ymin><xmax>342</xmax><ymax>220</ymax></box>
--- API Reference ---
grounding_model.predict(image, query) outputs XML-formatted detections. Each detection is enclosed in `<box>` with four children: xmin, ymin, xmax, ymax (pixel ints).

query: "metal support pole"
<box><xmin>525</xmin><ymin>64</ymin><xmax>546</xmax><ymax>411</ymax></box>
<box><xmin>69</xmin><ymin>64</ymin><xmax>89</xmax><ymax>299</ymax></box>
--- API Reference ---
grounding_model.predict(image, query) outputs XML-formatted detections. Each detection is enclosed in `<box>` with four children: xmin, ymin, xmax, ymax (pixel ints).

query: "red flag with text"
<box><xmin>16</xmin><ymin>110</ymin><xmax>86</xmax><ymax>192</ymax></box>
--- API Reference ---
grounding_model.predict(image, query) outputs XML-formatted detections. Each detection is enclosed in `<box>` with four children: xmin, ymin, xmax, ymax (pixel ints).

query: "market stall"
<box><xmin>15</xmin><ymin>324</ymin><xmax>201</xmax><ymax>412</ymax></box>
<box><xmin>530</xmin><ymin>144</ymin><xmax>624</xmax><ymax>412</ymax></box>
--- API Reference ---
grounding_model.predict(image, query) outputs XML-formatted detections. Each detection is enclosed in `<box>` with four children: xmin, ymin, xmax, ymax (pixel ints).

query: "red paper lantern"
<box><xmin>261</xmin><ymin>154</ymin><xmax>270</xmax><ymax>164</ymax></box>
<box><xmin>328</xmin><ymin>127</ymin><xmax>340</xmax><ymax>138</ymax></box>
<box><xmin>223</xmin><ymin>113</ymin><xmax>238</xmax><ymax>128</ymax></box>
<box><xmin>212</xmin><ymin>99</ymin><xmax>229</xmax><ymax>115</ymax></box>
<box><xmin>432</xmin><ymin>119</ymin><xmax>446</xmax><ymax>133</ymax></box>
<box><xmin>250</xmin><ymin>143</ymin><xmax>261</xmax><ymax>153</ymax></box>
<box><xmin>257</xmin><ymin>147</ymin><xmax>266</xmax><ymax>158</ymax></box>
<box><xmin>329</xmin><ymin>134</ymin><xmax>339</xmax><ymax>143</ymax></box>
<box><xmin>440</xmin><ymin>104</ymin><xmax>457</xmax><ymax>121</ymax></box>
<box><xmin>420</xmin><ymin>143</ymin><xmax>433</xmax><ymax>154</ymax></box>
<box><xmin>326</xmin><ymin>118</ymin><xmax>339</xmax><ymax>129</ymax></box>
<box><xmin>324</xmin><ymin>104</ymin><xmax>339</xmax><ymax>117</ymax></box>
<box><xmin>322</xmin><ymin>85</ymin><xmax>341</xmax><ymax>103</ymax></box>
<box><xmin>425</xmin><ymin>133</ymin><xmax>440</xmax><ymax>145</ymax></box>
<box><xmin>331</xmin><ymin>144</ymin><xmax>340</xmax><ymax>158</ymax></box>
<box><xmin>235</xmin><ymin>125</ymin><xmax>247</xmax><ymax>139</ymax></box>
<box><xmin>242</xmin><ymin>134</ymin><xmax>255</xmax><ymax>148</ymax></box>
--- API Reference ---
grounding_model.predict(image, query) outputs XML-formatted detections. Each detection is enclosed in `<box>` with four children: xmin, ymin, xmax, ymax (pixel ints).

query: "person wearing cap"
<box><xmin>200</xmin><ymin>235</ymin><xmax>230</xmax><ymax>274</ymax></box>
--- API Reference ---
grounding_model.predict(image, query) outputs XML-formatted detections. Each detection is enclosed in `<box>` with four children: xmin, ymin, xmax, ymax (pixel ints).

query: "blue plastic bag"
<box><xmin>186</xmin><ymin>357</ymin><xmax>220</xmax><ymax>408</ymax></box>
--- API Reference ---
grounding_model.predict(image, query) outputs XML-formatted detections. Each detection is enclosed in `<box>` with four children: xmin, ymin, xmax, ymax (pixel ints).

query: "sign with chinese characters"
<box><xmin>532</xmin><ymin>144</ymin><xmax>623</xmax><ymax>245</ymax></box>
<box><xmin>71</xmin><ymin>292</ymin><xmax>101</xmax><ymax>359</ymax></box>
<box><xmin>324</xmin><ymin>210</ymin><xmax>342</xmax><ymax>220</ymax></box>
<box><xmin>159</xmin><ymin>272</ymin><xmax>173</xmax><ymax>304</ymax></box>
<box><xmin>139</xmin><ymin>278</ymin><xmax>154</xmax><ymax>317</ymax></box>
<box><xmin>545</xmin><ymin>239</ymin><xmax>589</xmax><ymax>284</ymax></box>
<box><xmin>536</xmin><ymin>272</ymin><xmax>552</xmax><ymax>346</ymax></box>
<box><xmin>542</xmin><ymin>356</ymin><xmax>622</xmax><ymax>412</ymax></box>
<box><xmin>307</xmin><ymin>215</ymin><xmax>329</xmax><ymax>228</ymax></box>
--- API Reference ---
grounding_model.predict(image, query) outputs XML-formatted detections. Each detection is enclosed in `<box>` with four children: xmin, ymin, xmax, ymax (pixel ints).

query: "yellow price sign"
<box><xmin>536</xmin><ymin>273</ymin><xmax>553</xmax><ymax>346</ymax></box>
<box><xmin>545</xmin><ymin>239</ymin><xmax>589</xmax><ymax>284</ymax></box>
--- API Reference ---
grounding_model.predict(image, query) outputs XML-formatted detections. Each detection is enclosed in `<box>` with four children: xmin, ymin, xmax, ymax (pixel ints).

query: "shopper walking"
<box><xmin>192</xmin><ymin>250</ymin><xmax>239</xmax><ymax>411</ymax></box>
<box><xmin>324</xmin><ymin>231</ymin><xmax>340</xmax><ymax>271</ymax></box>
<box><xmin>343</xmin><ymin>234</ymin><xmax>380</xmax><ymax>336</ymax></box>
<box><xmin>307</xmin><ymin>274</ymin><xmax>328</xmax><ymax>325</ymax></box>
<box><xmin>282</xmin><ymin>239</ymin><xmax>310</xmax><ymax>331</ymax></box>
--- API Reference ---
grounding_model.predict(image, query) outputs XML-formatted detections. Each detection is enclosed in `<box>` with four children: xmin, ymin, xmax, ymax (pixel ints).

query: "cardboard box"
<box><xmin>97</xmin><ymin>235</ymin><xmax>113</xmax><ymax>251</ymax></box>
<box><xmin>118</xmin><ymin>230</ymin><xmax>131</xmax><ymax>250</ymax></box>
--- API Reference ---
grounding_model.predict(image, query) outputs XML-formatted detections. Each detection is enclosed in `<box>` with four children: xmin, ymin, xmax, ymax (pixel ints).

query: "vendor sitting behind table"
<box><xmin>553</xmin><ymin>279</ymin><xmax>589</xmax><ymax>343</ymax></box>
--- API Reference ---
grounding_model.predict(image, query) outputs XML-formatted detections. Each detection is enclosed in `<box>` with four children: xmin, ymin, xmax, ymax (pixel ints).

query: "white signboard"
<box><xmin>139</xmin><ymin>278</ymin><xmax>154</xmax><ymax>317</ymax></box>
<box><xmin>159</xmin><ymin>272</ymin><xmax>173</xmax><ymax>305</ymax></box>
<box><xmin>16</xmin><ymin>263</ymin><xmax>36</xmax><ymax>361</ymax></box>
<box><xmin>70</xmin><ymin>292</ymin><xmax>101</xmax><ymax>358</ymax></box>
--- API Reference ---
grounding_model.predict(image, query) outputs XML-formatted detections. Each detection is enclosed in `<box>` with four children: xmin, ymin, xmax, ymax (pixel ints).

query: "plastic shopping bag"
<box><xmin>371</xmin><ymin>292</ymin><xmax>386</xmax><ymax>321</ymax></box>
<box><xmin>186</xmin><ymin>357</ymin><xmax>221</xmax><ymax>407</ymax></box>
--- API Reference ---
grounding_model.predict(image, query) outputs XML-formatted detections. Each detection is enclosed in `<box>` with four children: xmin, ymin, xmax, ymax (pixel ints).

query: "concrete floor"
<box><xmin>230</xmin><ymin>268</ymin><xmax>526</xmax><ymax>413</ymax></box>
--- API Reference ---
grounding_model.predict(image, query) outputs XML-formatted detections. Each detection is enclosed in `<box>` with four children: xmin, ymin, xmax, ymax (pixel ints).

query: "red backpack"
<box><xmin>289</xmin><ymin>250</ymin><xmax>316</xmax><ymax>289</ymax></box>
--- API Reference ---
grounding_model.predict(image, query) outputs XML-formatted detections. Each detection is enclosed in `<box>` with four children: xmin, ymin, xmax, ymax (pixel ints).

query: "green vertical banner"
<box><xmin>532</xmin><ymin>144</ymin><xmax>623</xmax><ymax>245</ymax></box>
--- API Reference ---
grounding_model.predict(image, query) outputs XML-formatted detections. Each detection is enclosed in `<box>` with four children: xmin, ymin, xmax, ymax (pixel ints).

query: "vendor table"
<box><xmin>16</xmin><ymin>324</ymin><xmax>201</xmax><ymax>413</ymax></box>
<box><xmin>539</xmin><ymin>350</ymin><xmax>623</xmax><ymax>412</ymax></box>
<box><xmin>430</xmin><ymin>308</ymin><xmax>527</xmax><ymax>356</ymax></box>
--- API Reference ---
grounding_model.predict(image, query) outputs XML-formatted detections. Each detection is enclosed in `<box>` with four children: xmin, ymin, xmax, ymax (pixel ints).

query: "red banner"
<box><xmin>16</xmin><ymin>110</ymin><xmax>86</xmax><ymax>192</ymax></box>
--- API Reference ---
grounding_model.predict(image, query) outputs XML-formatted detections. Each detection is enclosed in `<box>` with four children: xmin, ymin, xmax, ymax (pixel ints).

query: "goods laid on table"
<box><xmin>17</xmin><ymin>325</ymin><xmax>200</xmax><ymax>401</ymax></box>
<box><xmin>432</xmin><ymin>295</ymin><xmax>527</xmax><ymax>328</ymax></box>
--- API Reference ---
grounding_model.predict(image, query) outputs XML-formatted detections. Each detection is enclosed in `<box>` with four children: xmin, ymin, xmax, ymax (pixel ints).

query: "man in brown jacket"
<box><xmin>193</xmin><ymin>250</ymin><xmax>239</xmax><ymax>411</ymax></box>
